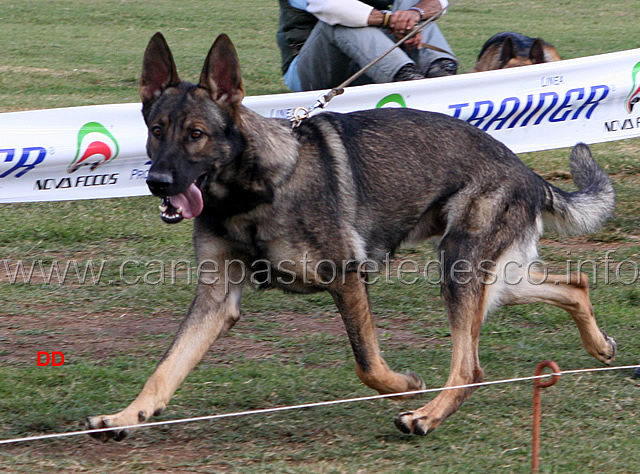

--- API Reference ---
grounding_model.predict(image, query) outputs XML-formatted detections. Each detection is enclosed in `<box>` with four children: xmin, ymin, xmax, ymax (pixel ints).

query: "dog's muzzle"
<box><xmin>147</xmin><ymin>173</ymin><xmax>205</xmax><ymax>224</ymax></box>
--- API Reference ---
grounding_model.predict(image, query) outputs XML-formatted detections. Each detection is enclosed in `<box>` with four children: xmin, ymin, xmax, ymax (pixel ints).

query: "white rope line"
<box><xmin>0</xmin><ymin>364</ymin><xmax>637</xmax><ymax>446</ymax></box>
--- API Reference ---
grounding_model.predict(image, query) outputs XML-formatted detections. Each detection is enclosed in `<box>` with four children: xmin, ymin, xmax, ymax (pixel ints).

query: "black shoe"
<box><xmin>425</xmin><ymin>58</ymin><xmax>458</xmax><ymax>77</ymax></box>
<box><xmin>393</xmin><ymin>63</ymin><xmax>425</xmax><ymax>81</ymax></box>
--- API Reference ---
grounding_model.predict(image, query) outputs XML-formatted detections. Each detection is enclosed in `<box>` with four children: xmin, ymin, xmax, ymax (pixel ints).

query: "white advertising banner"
<box><xmin>1</xmin><ymin>48</ymin><xmax>639</xmax><ymax>203</ymax></box>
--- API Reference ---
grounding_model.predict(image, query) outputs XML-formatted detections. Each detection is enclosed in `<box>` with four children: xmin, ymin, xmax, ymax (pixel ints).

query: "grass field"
<box><xmin>1</xmin><ymin>0</ymin><xmax>640</xmax><ymax>472</ymax></box>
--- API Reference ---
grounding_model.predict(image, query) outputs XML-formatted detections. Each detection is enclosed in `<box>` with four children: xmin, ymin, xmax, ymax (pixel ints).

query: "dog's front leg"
<box><xmin>86</xmin><ymin>278</ymin><xmax>242</xmax><ymax>442</ymax></box>
<box><xmin>329</xmin><ymin>272</ymin><xmax>425</xmax><ymax>395</ymax></box>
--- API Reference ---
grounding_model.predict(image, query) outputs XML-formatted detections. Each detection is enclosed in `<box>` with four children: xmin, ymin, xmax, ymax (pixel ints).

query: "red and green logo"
<box><xmin>68</xmin><ymin>122</ymin><xmax>120</xmax><ymax>173</ymax></box>
<box><xmin>626</xmin><ymin>61</ymin><xmax>640</xmax><ymax>113</ymax></box>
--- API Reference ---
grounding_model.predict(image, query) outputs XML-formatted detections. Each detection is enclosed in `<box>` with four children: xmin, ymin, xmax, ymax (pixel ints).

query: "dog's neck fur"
<box><xmin>199</xmin><ymin>105</ymin><xmax>299</xmax><ymax>227</ymax></box>
<box><xmin>235</xmin><ymin>105</ymin><xmax>298</xmax><ymax>189</ymax></box>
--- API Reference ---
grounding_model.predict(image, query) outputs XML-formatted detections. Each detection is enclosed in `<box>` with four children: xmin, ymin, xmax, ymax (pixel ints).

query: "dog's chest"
<box><xmin>212</xmin><ymin>210</ymin><xmax>280</xmax><ymax>257</ymax></box>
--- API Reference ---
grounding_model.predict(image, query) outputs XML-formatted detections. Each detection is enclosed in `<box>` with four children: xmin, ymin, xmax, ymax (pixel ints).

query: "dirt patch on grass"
<box><xmin>2</xmin><ymin>436</ymin><xmax>238</xmax><ymax>473</ymax></box>
<box><xmin>1</xmin><ymin>307</ymin><xmax>433</xmax><ymax>368</ymax></box>
<box><xmin>540</xmin><ymin>237</ymin><xmax>639</xmax><ymax>251</ymax></box>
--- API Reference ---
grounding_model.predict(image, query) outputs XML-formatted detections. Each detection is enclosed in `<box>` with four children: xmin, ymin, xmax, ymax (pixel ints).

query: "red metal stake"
<box><xmin>532</xmin><ymin>360</ymin><xmax>561</xmax><ymax>473</ymax></box>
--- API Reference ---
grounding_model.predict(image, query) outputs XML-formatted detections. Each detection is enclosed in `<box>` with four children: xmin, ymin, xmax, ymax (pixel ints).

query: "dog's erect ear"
<box><xmin>499</xmin><ymin>37</ymin><xmax>516</xmax><ymax>67</ymax></box>
<box><xmin>140</xmin><ymin>32</ymin><xmax>180</xmax><ymax>107</ymax></box>
<box><xmin>199</xmin><ymin>34</ymin><xmax>245</xmax><ymax>110</ymax></box>
<box><xmin>529</xmin><ymin>39</ymin><xmax>545</xmax><ymax>64</ymax></box>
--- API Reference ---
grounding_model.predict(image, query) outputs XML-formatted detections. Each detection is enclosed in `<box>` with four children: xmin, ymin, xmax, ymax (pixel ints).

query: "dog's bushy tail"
<box><xmin>542</xmin><ymin>143</ymin><xmax>615</xmax><ymax>235</ymax></box>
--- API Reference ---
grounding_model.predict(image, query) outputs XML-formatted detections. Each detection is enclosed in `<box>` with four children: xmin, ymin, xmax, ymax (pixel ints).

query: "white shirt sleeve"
<box><xmin>305</xmin><ymin>0</ymin><xmax>374</xmax><ymax>27</ymax></box>
<box><xmin>290</xmin><ymin>0</ymin><xmax>448</xmax><ymax>26</ymax></box>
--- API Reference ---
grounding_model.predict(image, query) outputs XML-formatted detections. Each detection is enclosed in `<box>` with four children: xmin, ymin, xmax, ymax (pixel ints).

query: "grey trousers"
<box><xmin>287</xmin><ymin>0</ymin><xmax>456</xmax><ymax>91</ymax></box>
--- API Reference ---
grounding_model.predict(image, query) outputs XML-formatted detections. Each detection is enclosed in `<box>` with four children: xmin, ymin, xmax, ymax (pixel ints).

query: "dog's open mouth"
<box><xmin>158</xmin><ymin>183</ymin><xmax>204</xmax><ymax>224</ymax></box>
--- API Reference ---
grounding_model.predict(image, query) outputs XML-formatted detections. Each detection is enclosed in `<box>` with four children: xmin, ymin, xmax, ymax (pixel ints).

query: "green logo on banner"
<box><xmin>68</xmin><ymin>122</ymin><xmax>120</xmax><ymax>173</ymax></box>
<box><xmin>376</xmin><ymin>93</ymin><xmax>407</xmax><ymax>109</ymax></box>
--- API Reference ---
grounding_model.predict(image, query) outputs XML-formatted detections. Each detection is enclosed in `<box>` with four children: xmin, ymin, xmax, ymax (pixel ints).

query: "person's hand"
<box><xmin>389</xmin><ymin>10</ymin><xmax>423</xmax><ymax>49</ymax></box>
<box><xmin>401</xmin><ymin>31</ymin><xmax>423</xmax><ymax>50</ymax></box>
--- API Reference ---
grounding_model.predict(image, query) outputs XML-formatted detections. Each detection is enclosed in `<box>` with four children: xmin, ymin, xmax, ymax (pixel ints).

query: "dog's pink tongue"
<box><xmin>168</xmin><ymin>184</ymin><xmax>204</xmax><ymax>219</ymax></box>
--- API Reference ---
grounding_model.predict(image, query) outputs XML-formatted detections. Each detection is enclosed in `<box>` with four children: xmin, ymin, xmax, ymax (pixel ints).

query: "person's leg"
<box><xmin>392</xmin><ymin>0</ymin><xmax>457</xmax><ymax>77</ymax></box>
<box><xmin>294</xmin><ymin>21</ymin><xmax>415</xmax><ymax>90</ymax></box>
<box><xmin>413</xmin><ymin>23</ymin><xmax>458</xmax><ymax>77</ymax></box>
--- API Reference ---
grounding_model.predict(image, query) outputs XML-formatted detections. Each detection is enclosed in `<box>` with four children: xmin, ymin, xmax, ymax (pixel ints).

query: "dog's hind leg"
<box><xmin>85</xmin><ymin>250</ymin><xmax>245</xmax><ymax>442</ymax></box>
<box><xmin>329</xmin><ymin>272</ymin><xmax>426</xmax><ymax>395</ymax></box>
<box><xmin>500</xmin><ymin>269</ymin><xmax>616</xmax><ymax>364</ymax></box>
<box><xmin>394</xmin><ymin>237</ymin><xmax>487</xmax><ymax>436</ymax></box>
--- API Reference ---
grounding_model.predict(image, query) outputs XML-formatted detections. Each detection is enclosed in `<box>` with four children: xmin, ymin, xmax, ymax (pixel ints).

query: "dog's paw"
<box><xmin>598</xmin><ymin>332</ymin><xmax>617</xmax><ymax>364</ymax></box>
<box><xmin>399</xmin><ymin>371</ymin><xmax>427</xmax><ymax>398</ymax></box>
<box><xmin>383</xmin><ymin>371</ymin><xmax>427</xmax><ymax>401</ymax></box>
<box><xmin>85</xmin><ymin>415</ymin><xmax>131</xmax><ymax>442</ymax></box>
<box><xmin>394</xmin><ymin>411</ymin><xmax>436</xmax><ymax>436</ymax></box>
<box><xmin>406</xmin><ymin>371</ymin><xmax>427</xmax><ymax>392</ymax></box>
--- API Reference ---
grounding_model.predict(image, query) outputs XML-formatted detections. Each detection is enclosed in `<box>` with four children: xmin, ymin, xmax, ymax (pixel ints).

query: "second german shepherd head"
<box><xmin>472</xmin><ymin>32</ymin><xmax>561</xmax><ymax>72</ymax></box>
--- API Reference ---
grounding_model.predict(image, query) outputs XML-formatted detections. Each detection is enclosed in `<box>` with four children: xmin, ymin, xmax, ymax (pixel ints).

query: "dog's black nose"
<box><xmin>146</xmin><ymin>171</ymin><xmax>173</xmax><ymax>196</ymax></box>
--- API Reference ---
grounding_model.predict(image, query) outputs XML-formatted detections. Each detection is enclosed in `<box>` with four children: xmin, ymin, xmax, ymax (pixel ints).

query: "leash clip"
<box><xmin>290</xmin><ymin>88</ymin><xmax>345</xmax><ymax>128</ymax></box>
<box><xmin>290</xmin><ymin>106</ymin><xmax>310</xmax><ymax>128</ymax></box>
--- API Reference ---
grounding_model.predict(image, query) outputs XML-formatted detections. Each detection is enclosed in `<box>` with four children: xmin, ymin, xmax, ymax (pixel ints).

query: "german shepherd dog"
<box><xmin>86</xmin><ymin>32</ymin><xmax>616</xmax><ymax>440</ymax></box>
<box><xmin>473</xmin><ymin>32</ymin><xmax>561</xmax><ymax>72</ymax></box>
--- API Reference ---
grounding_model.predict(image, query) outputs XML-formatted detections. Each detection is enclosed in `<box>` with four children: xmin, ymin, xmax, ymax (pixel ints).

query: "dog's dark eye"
<box><xmin>191</xmin><ymin>129</ymin><xmax>203</xmax><ymax>140</ymax></box>
<box><xmin>151</xmin><ymin>125</ymin><xmax>162</xmax><ymax>137</ymax></box>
